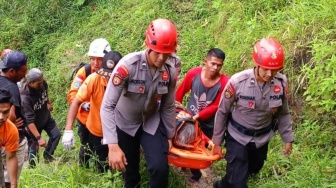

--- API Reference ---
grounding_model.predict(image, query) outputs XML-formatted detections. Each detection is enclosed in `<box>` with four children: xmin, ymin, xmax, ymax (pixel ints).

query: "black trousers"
<box><xmin>216</xmin><ymin>132</ymin><xmax>269</xmax><ymax>188</ymax></box>
<box><xmin>77</xmin><ymin>120</ymin><xmax>91</xmax><ymax>168</ymax></box>
<box><xmin>28</xmin><ymin>116</ymin><xmax>61</xmax><ymax>167</ymax></box>
<box><xmin>117</xmin><ymin>120</ymin><xmax>169</xmax><ymax>188</ymax></box>
<box><xmin>88</xmin><ymin>132</ymin><xmax>109</xmax><ymax>173</ymax></box>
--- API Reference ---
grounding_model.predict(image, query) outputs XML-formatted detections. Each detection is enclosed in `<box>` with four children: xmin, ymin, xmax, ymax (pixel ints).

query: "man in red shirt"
<box><xmin>175</xmin><ymin>48</ymin><xmax>229</xmax><ymax>183</ymax></box>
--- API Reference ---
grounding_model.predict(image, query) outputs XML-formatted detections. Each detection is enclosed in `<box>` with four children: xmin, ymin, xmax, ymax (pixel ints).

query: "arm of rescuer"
<box><xmin>21</xmin><ymin>95</ymin><xmax>46</xmax><ymax>147</ymax></box>
<box><xmin>62</xmin><ymin>75</ymin><xmax>92</xmax><ymax>151</ymax></box>
<box><xmin>67</xmin><ymin>66</ymin><xmax>91</xmax><ymax>125</ymax></box>
<box><xmin>8</xmin><ymin>83</ymin><xmax>24</xmax><ymax>128</ymax></box>
<box><xmin>5</xmin><ymin>122</ymin><xmax>19</xmax><ymax>188</ymax></box>
<box><xmin>195</xmin><ymin>74</ymin><xmax>230</xmax><ymax>121</ymax></box>
<box><xmin>212</xmin><ymin>81</ymin><xmax>237</xmax><ymax>157</ymax></box>
<box><xmin>160</xmin><ymin>64</ymin><xmax>178</xmax><ymax>150</ymax></box>
<box><xmin>274</xmin><ymin>75</ymin><xmax>294</xmax><ymax>157</ymax></box>
<box><xmin>100</xmin><ymin>62</ymin><xmax>129</xmax><ymax>171</ymax></box>
<box><xmin>66</xmin><ymin>67</ymin><xmax>87</xmax><ymax>104</ymax></box>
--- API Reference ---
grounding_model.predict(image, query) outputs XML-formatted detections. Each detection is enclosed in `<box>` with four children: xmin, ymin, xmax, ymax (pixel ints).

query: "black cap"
<box><xmin>0</xmin><ymin>50</ymin><xmax>28</xmax><ymax>69</ymax></box>
<box><xmin>97</xmin><ymin>51</ymin><xmax>122</xmax><ymax>77</ymax></box>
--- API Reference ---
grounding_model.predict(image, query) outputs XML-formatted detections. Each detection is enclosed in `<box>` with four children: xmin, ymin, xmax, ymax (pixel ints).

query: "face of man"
<box><xmin>0</xmin><ymin>103</ymin><xmax>11</xmax><ymax>126</ymax></box>
<box><xmin>12</xmin><ymin>64</ymin><xmax>28</xmax><ymax>82</ymax></box>
<box><xmin>29</xmin><ymin>76</ymin><xmax>44</xmax><ymax>90</ymax></box>
<box><xmin>147</xmin><ymin>50</ymin><xmax>171</xmax><ymax>68</ymax></box>
<box><xmin>204</xmin><ymin>56</ymin><xmax>224</xmax><ymax>77</ymax></box>
<box><xmin>90</xmin><ymin>56</ymin><xmax>103</xmax><ymax>72</ymax></box>
<box><xmin>256</xmin><ymin>66</ymin><xmax>280</xmax><ymax>82</ymax></box>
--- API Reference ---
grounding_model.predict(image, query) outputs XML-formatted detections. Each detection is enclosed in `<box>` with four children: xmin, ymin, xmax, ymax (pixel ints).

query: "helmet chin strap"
<box><xmin>254</xmin><ymin>66</ymin><xmax>264</xmax><ymax>82</ymax></box>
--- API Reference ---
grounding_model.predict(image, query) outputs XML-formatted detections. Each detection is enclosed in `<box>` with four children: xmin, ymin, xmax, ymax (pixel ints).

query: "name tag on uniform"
<box><xmin>128</xmin><ymin>84</ymin><xmax>145</xmax><ymax>94</ymax></box>
<box><xmin>157</xmin><ymin>86</ymin><xmax>168</xmax><ymax>94</ymax></box>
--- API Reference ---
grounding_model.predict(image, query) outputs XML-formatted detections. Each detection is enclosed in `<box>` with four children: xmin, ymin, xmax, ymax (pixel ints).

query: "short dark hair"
<box><xmin>0</xmin><ymin>89</ymin><xmax>13</xmax><ymax>105</ymax></box>
<box><xmin>207</xmin><ymin>48</ymin><xmax>225</xmax><ymax>60</ymax></box>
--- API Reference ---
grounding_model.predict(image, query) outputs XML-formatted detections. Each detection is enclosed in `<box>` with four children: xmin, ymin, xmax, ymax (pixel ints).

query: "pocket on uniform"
<box><xmin>237</xmin><ymin>98</ymin><xmax>255</xmax><ymax>109</ymax></box>
<box><xmin>157</xmin><ymin>86</ymin><xmax>168</xmax><ymax>95</ymax></box>
<box><xmin>127</xmin><ymin>84</ymin><xmax>145</xmax><ymax>94</ymax></box>
<box><xmin>269</xmin><ymin>98</ymin><xmax>282</xmax><ymax>108</ymax></box>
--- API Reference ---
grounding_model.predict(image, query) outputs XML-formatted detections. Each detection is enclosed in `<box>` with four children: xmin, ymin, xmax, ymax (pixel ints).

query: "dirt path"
<box><xmin>174</xmin><ymin>166</ymin><xmax>218</xmax><ymax>188</ymax></box>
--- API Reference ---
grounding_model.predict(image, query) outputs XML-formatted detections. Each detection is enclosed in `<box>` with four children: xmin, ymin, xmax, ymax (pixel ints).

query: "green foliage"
<box><xmin>302</xmin><ymin>38</ymin><xmax>336</xmax><ymax>118</ymax></box>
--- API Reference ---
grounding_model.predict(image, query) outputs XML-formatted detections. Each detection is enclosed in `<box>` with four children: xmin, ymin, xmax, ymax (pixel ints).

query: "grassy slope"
<box><xmin>0</xmin><ymin>0</ymin><xmax>335</xmax><ymax>187</ymax></box>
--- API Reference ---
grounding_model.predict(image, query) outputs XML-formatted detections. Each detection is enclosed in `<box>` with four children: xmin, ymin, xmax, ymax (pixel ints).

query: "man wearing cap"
<box><xmin>62</xmin><ymin>51</ymin><xmax>122</xmax><ymax>173</ymax></box>
<box><xmin>101</xmin><ymin>18</ymin><xmax>178</xmax><ymax>188</ymax></box>
<box><xmin>65</xmin><ymin>38</ymin><xmax>111</xmax><ymax>168</ymax></box>
<box><xmin>0</xmin><ymin>50</ymin><xmax>28</xmax><ymax>188</ymax></box>
<box><xmin>20</xmin><ymin>68</ymin><xmax>61</xmax><ymax>167</ymax></box>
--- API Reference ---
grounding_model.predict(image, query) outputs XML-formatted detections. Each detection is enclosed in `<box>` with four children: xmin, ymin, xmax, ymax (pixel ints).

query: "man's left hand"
<box><xmin>38</xmin><ymin>137</ymin><xmax>47</xmax><ymax>148</ymax></box>
<box><xmin>14</xmin><ymin>118</ymin><xmax>24</xmax><ymax>128</ymax></box>
<box><xmin>282</xmin><ymin>142</ymin><xmax>293</xmax><ymax>157</ymax></box>
<box><xmin>47</xmin><ymin>102</ymin><xmax>53</xmax><ymax>111</ymax></box>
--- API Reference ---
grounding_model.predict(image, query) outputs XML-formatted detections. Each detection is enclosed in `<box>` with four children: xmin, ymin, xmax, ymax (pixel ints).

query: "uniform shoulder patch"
<box><xmin>224</xmin><ymin>83</ymin><xmax>235</xmax><ymax>99</ymax></box>
<box><xmin>112</xmin><ymin>74</ymin><xmax>123</xmax><ymax>86</ymax></box>
<box><xmin>116</xmin><ymin>65</ymin><xmax>129</xmax><ymax>78</ymax></box>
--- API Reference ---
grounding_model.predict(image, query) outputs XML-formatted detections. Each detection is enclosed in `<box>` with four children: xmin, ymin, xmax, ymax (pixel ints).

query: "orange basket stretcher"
<box><xmin>168</xmin><ymin>135</ymin><xmax>221</xmax><ymax>169</ymax></box>
<box><xmin>168</xmin><ymin>104</ymin><xmax>222</xmax><ymax>169</ymax></box>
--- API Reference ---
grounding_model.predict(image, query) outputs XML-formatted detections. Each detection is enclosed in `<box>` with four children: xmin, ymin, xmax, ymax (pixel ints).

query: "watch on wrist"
<box><xmin>36</xmin><ymin>135</ymin><xmax>41</xmax><ymax>140</ymax></box>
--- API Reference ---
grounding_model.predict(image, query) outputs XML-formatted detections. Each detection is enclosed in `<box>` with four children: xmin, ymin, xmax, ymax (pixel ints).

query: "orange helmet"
<box><xmin>1</xmin><ymin>49</ymin><xmax>12</xmax><ymax>59</ymax></box>
<box><xmin>252</xmin><ymin>38</ymin><xmax>284</xmax><ymax>70</ymax></box>
<box><xmin>145</xmin><ymin>18</ymin><xmax>177</xmax><ymax>54</ymax></box>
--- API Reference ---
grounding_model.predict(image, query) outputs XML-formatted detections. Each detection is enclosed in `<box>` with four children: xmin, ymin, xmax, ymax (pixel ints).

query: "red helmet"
<box><xmin>1</xmin><ymin>49</ymin><xmax>12</xmax><ymax>59</ymax></box>
<box><xmin>145</xmin><ymin>18</ymin><xmax>177</xmax><ymax>54</ymax></box>
<box><xmin>252</xmin><ymin>38</ymin><xmax>284</xmax><ymax>70</ymax></box>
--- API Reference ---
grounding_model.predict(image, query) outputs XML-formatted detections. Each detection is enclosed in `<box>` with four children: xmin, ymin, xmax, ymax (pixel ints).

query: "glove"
<box><xmin>82</xmin><ymin>102</ymin><xmax>90</xmax><ymax>111</ymax></box>
<box><xmin>62</xmin><ymin>130</ymin><xmax>75</xmax><ymax>151</ymax></box>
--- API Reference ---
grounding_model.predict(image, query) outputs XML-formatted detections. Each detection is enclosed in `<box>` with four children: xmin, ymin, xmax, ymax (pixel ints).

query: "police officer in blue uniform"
<box><xmin>212</xmin><ymin>38</ymin><xmax>294</xmax><ymax>188</ymax></box>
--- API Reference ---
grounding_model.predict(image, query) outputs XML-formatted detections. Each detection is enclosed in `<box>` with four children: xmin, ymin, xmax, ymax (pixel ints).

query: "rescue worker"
<box><xmin>100</xmin><ymin>18</ymin><xmax>178</xmax><ymax>188</ymax></box>
<box><xmin>175</xmin><ymin>48</ymin><xmax>229</xmax><ymax>183</ymax></box>
<box><xmin>212</xmin><ymin>38</ymin><xmax>294</xmax><ymax>188</ymax></box>
<box><xmin>20</xmin><ymin>68</ymin><xmax>61</xmax><ymax>167</ymax></box>
<box><xmin>62</xmin><ymin>51</ymin><xmax>122</xmax><ymax>173</ymax></box>
<box><xmin>64</xmin><ymin>38</ymin><xmax>111</xmax><ymax>168</ymax></box>
<box><xmin>0</xmin><ymin>50</ymin><xmax>28</xmax><ymax>188</ymax></box>
<box><xmin>0</xmin><ymin>89</ymin><xmax>20</xmax><ymax>188</ymax></box>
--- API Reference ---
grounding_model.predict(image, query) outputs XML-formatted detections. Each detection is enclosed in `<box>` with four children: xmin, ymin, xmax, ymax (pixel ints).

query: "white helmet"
<box><xmin>87</xmin><ymin>38</ymin><xmax>111</xmax><ymax>57</ymax></box>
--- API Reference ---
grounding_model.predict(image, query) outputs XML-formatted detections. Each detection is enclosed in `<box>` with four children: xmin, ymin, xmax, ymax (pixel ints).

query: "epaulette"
<box><xmin>231</xmin><ymin>69</ymin><xmax>251</xmax><ymax>83</ymax></box>
<box><xmin>273</xmin><ymin>72</ymin><xmax>288</xmax><ymax>83</ymax></box>
<box><xmin>123</xmin><ymin>51</ymin><xmax>143</xmax><ymax>66</ymax></box>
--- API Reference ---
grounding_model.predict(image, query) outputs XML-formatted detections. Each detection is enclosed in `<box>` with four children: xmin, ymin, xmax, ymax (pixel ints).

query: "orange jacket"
<box><xmin>67</xmin><ymin>66</ymin><xmax>93</xmax><ymax>124</ymax></box>
<box><xmin>76</xmin><ymin>73</ymin><xmax>107</xmax><ymax>137</ymax></box>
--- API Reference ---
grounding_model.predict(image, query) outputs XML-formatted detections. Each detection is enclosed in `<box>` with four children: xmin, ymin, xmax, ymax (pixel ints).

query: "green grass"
<box><xmin>1</xmin><ymin>0</ymin><xmax>336</xmax><ymax>187</ymax></box>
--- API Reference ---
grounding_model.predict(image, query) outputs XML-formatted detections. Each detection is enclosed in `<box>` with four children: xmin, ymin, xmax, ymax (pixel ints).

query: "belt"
<box><xmin>229</xmin><ymin>117</ymin><xmax>277</xmax><ymax>137</ymax></box>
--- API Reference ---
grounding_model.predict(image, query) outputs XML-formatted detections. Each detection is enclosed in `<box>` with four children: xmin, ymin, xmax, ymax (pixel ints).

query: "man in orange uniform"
<box><xmin>0</xmin><ymin>89</ymin><xmax>19</xmax><ymax>188</ymax></box>
<box><xmin>62</xmin><ymin>51</ymin><xmax>122</xmax><ymax>173</ymax></box>
<box><xmin>64</xmin><ymin>38</ymin><xmax>111</xmax><ymax>168</ymax></box>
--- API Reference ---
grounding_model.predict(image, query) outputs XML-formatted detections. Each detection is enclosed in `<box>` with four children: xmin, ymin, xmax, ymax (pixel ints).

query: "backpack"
<box><xmin>70</xmin><ymin>62</ymin><xmax>91</xmax><ymax>81</ymax></box>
